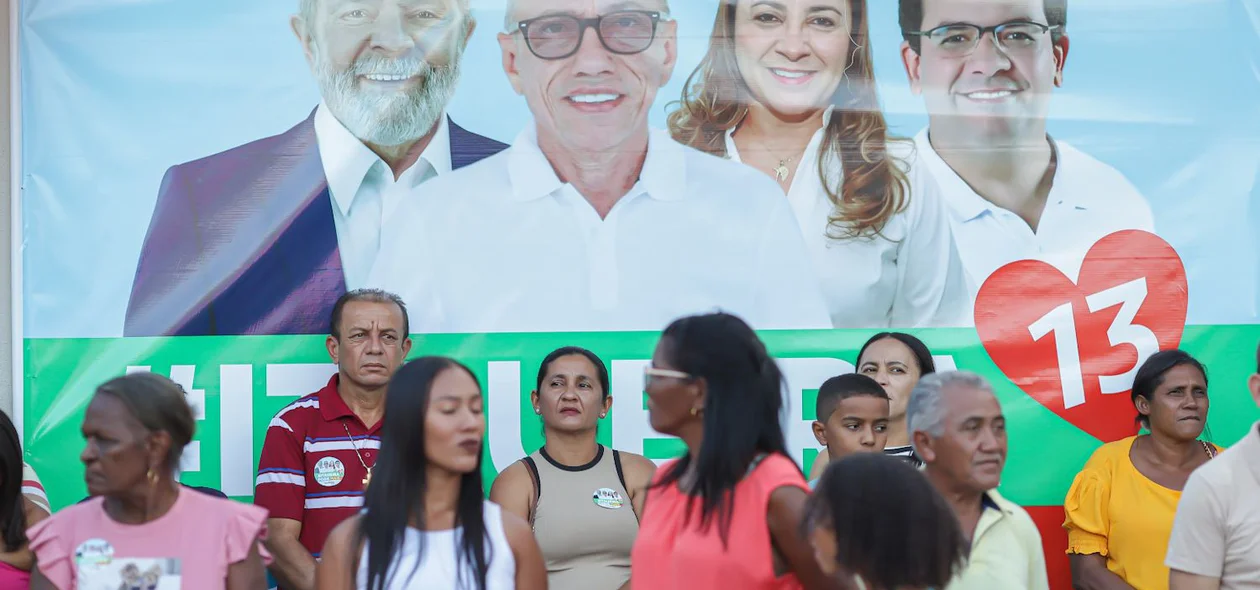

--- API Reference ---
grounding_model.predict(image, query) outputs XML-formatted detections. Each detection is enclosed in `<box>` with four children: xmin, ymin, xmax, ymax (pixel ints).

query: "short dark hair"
<box><xmin>1131</xmin><ymin>349</ymin><xmax>1208</xmax><ymax>429</ymax></box>
<box><xmin>816</xmin><ymin>374</ymin><xmax>889</xmax><ymax>423</ymax></box>
<box><xmin>857</xmin><ymin>332</ymin><xmax>937</xmax><ymax>375</ymax></box>
<box><xmin>899</xmin><ymin>0</ymin><xmax>1068</xmax><ymax>53</ymax></box>
<box><xmin>536</xmin><ymin>346</ymin><xmax>611</xmax><ymax>400</ymax></box>
<box><xmin>95</xmin><ymin>373</ymin><xmax>196</xmax><ymax>472</ymax></box>
<box><xmin>329</xmin><ymin>289</ymin><xmax>409</xmax><ymax>340</ymax></box>
<box><xmin>803</xmin><ymin>453</ymin><xmax>967</xmax><ymax>588</ymax></box>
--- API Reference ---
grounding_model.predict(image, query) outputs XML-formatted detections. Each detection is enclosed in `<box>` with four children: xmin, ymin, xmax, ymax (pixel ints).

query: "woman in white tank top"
<box><xmin>316</xmin><ymin>357</ymin><xmax>547</xmax><ymax>590</ymax></box>
<box><xmin>490</xmin><ymin>347</ymin><xmax>657</xmax><ymax>590</ymax></box>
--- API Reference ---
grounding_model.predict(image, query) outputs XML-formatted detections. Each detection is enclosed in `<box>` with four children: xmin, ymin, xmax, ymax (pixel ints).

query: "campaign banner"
<box><xmin>16</xmin><ymin>0</ymin><xmax>1260</xmax><ymax>587</ymax></box>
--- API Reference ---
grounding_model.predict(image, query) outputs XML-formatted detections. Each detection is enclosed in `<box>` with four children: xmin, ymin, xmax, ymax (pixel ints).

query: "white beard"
<box><xmin>314</xmin><ymin>44</ymin><xmax>463</xmax><ymax>147</ymax></box>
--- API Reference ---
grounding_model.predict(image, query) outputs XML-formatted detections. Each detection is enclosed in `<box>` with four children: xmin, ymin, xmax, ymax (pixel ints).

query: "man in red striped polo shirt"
<box><xmin>255</xmin><ymin>289</ymin><xmax>411</xmax><ymax>590</ymax></box>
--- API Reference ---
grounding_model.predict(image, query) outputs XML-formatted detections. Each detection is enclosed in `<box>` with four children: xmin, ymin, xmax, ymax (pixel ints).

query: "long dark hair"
<box><xmin>651</xmin><ymin>312</ymin><xmax>792</xmax><ymax>546</ymax></box>
<box><xmin>857</xmin><ymin>332</ymin><xmax>936</xmax><ymax>376</ymax></box>
<box><xmin>359</xmin><ymin>357</ymin><xmax>490</xmax><ymax>590</ymax></box>
<box><xmin>803</xmin><ymin>454</ymin><xmax>967</xmax><ymax>589</ymax></box>
<box><xmin>0</xmin><ymin>411</ymin><xmax>25</xmax><ymax>552</ymax></box>
<box><xmin>1131</xmin><ymin>349</ymin><xmax>1208</xmax><ymax>430</ymax></box>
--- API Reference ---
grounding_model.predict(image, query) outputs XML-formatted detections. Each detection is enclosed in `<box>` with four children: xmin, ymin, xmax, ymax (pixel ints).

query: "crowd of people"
<box><xmin>0</xmin><ymin>289</ymin><xmax>1256</xmax><ymax>589</ymax></box>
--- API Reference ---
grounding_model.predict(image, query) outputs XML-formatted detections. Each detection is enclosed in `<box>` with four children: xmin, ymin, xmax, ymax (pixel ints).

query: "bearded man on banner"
<box><xmin>366</xmin><ymin>0</ymin><xmax>832</xmax><ymax>334</ymax></box>
<box><xmin>124</xmin><ymin>0</ymin><xmax>506</xmax><ymax>337</ymax></box>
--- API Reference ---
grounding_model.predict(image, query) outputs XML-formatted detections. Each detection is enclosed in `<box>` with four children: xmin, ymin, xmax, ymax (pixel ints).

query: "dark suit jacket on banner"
<box><xmin>125</xmin><ymin>112</ymin><xmax>507</xmax><ymax>336</ymax></box>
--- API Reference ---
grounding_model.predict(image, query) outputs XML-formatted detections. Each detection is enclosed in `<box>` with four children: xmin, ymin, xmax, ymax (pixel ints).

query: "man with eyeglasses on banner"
<box><xmin>366</xmin><ymin>0</ymin><xmax>831</xmax><ymax>333</ymax></box>
<box><xmin>898</xmin><ymin>0</ymin><xmax>1154</xmax><ymax>296</ymax></box>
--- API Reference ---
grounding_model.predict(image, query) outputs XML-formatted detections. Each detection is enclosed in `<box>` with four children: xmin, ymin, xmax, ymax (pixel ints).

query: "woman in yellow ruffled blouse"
<box><xmin>1063</xmin><ymin>350</ymin><xmax>1222</xmax><ymax>590</ymax></box>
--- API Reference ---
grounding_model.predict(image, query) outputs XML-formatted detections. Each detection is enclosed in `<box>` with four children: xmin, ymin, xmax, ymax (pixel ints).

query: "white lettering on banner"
<box><xmin>610</xmin><ymin>359</ymin><xmax>674</xmax><ymax>466</ymax></box>
<box><xmin>487</xmin><ymin>361</ymin><xmax>527</xmax><ymax>471</ymax></box>
<box><xmin>266</xmin><ymin>364</ymin><xmax>337</xmax><ymax>397</ymax></box>
<box><xmin>1029</xmin><ymin>277</ymin><xmax>1154</xmax><ymax>409</ymax></box>
<box><xmin>220</xmin><ymin>365</ymin><xmax>254</xmax><ymax>497</ymax></box>
<box><xmin>1086</xmin><ymin>278</ymin><xmax>1158</xmax><ymax>394</ymax></box>
<box><xmin>933</xmin><ymin>355</ymin><xmax>958</xmax><ymax>371</ymax></box>
<box><xmin>778</xmin><ymin>358</ymin><xmax>856</xmax><ymax>467</ymax></box>
<box><xmin>125</xmin><ymin>365</ymin><xmax>205</xmax><ymax>477</ymax></box>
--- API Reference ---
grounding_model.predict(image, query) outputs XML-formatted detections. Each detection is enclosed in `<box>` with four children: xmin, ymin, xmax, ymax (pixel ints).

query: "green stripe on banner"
<box><xmin>22</xmin><ymin>325</ymin><xmax>1260</xmax><ymax>512</ymax></box>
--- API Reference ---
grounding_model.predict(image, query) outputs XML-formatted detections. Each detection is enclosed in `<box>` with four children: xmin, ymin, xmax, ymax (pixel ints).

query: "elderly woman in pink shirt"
<box><xmin>28</xmin><ymin>373</ymin><xmax>268</xmax><ymax>589</ymax></box>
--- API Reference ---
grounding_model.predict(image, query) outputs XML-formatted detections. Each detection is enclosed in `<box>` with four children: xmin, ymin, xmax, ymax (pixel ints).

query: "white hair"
<box><xmin>906</xmin><ymin>371</ymin><xmax>996</xmax><ymax>455</ymax></box>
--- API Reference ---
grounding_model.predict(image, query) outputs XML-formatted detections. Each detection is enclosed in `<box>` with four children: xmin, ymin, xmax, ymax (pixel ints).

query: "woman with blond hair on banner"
<box><xmin>667</xmin><ymin>0</ymin><xmax>970</xmax><ymax>329</ymax></box>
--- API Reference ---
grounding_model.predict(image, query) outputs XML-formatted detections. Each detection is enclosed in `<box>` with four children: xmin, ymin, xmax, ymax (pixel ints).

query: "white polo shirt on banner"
<box><xmin>367</xmin><ymin>126</ymin><xmax>832</xmax><ymax>334</ymax></box>
<box><xmin>913</xmin><ymin>129</ymin><xmax>1155</xmax><ymax>291</ymax></box>
<box><xmin>313</xmin><ymin>104</ymin><xmax>450</xmax><ymax>289</ymax></box>
<box><xmin>725</xmin><ymin>109</ymin><xmax>972</xmax><ymax>328</ymax></box>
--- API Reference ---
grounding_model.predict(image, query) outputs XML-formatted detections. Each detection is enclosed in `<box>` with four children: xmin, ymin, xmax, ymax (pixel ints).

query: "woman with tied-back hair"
<box><xmin>490</xmin><ymin>346</ymin><xmax>655</xmax><ymax>590</ymax></box>
<box><xmin>811</xmin><ymin>331</ymin><xmax>937</xmax><ymax>478</ymax></box>
<box><xmin>1063</xmin><ymin>350</ymin><xmax>1222</xmax><ymax>590</ymax></box>
<box><xmin>803</xmin><ymin>453</ymin><xmax>967</xmax><ymax>590</ymax></box>
<box><xmin>0</xmin><ymin>409</ymin><xmax>48</xmax><ymax>587</ymax></box>
<box><xmin>667</xmin><ymin>0</ymin><xmax>969</xmax><ymax>330</ymax></box>
<box><xmin>631</xmin><ymin>312</ymin><xmax>849</xmax><ymax>590</ymax></box>
<box><xmin>28</xmin><ymin>373</ymin><xmax>269</xmax><ymax>590</ymax></box>
<box><xmin>317</xmin><ymin>357</ymin><xmax>546</xmax><ymax>590</ymax></box>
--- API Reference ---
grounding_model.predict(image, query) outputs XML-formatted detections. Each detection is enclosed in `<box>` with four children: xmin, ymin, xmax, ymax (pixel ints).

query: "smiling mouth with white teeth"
<box><xmin>963</xmin><ymin>89</ymin><xmax>1018</xmax><ymax>100</ymax></box>
<box><xmin>770</xmin><ymin>68</ymin><xmax>812</xmax><ymax>78</ymax></box>
<box><xmin>568</xmin><ymin>93</ymin><xmax>621</xmax><ymax>104</ymax></box>
<box><xmin>362</xmin><ymin>73</ymin><xmax>416</xmax><ymax>82</ymax></box>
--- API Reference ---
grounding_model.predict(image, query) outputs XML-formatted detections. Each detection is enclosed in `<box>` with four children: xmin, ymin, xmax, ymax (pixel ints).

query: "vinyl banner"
<box><xmin>16</xmin><ymin>0</ymin><xmax>1260</xmax><ymax>587</ymax></box>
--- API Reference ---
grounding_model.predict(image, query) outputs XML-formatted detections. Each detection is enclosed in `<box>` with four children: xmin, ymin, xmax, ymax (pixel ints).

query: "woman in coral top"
<box><xmin>630</xmin><ymin>312</ymin><xmax>847</xmax><ymax>590</ymax></box>
<box><xmin>28</xmin><ymin>373</ymin><xmax>269</xmax><ymax>589</ymax></box>
<box><xmin>1063</xmin><ymin>350</ymin><xmax>1222</xmax><ymax>590</ymax></box>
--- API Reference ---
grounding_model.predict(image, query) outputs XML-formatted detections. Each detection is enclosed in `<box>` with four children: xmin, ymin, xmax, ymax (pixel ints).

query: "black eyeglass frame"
<box><xmin>514</xmin><ymin>10</ymin><xmax>665</xmax><ymax>61</ymax></box>
<box><xmin>909</xmin><ymin>20</ymin><xmax>1062</xmax><ymax>54</ymax></box>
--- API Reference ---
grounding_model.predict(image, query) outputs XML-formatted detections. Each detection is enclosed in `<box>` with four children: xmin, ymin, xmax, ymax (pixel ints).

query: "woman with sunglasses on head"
<box><xmin>490</xmin><ymin>346</ymin><xmax>656</xmax><ymax>590</ymax></box>
<box><xmin>667</xmin><ymin>0</ymin><xmax>970</xmax><ymax>330</ymax></box>
<box><xmin>631</xmin><ymin>312</ymin><xmax>850</xmax><ymax>590</ymax></box>
<box><xmin>27</xmin><ymin>373</ymin><xmax>268</xmax><ymax>589</ymax></box>
<box><xmin>810</xmin><ymin>332</ymin><xmax>936</xmax><ymax>479</ymax></box>
<box><xmin>803</xmin><ymin>453</ymin><xmax>966</xmax><ymax>590</ymax></box>
<box><xmin>1063</xmin><ymin>350</ymin><xmax>1222</xmax><ymax>590</ymax></box>
<box><xmin>318</xmin><ymin>357</ymin><xmax>546</xmax><ymax>590</ymax></box>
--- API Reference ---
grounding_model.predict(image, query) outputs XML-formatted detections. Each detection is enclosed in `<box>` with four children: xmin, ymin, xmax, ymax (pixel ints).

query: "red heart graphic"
<box><xmin>975</xmin><ymin>230</ymin><xmax>1188</xmax><ymax>443</ymax></box>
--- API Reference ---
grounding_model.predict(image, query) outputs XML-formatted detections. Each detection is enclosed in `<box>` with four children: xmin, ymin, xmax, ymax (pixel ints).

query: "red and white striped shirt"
<box><xmin>254</xmin><ymin>375</ymin><xmax>379</xmax><ymax>556</ymax></box>
<box><xmin>22</xmin><ymin>463</ymin><xmax>50</xmax><ymax>514</ymax></box>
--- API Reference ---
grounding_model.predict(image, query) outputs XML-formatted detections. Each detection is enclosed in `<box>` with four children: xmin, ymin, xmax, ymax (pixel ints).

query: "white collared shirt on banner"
<box><xmin>913</xmin><ymin>129</ymin><xmax>1155</xmax><ymax>293</ymax></box>
<box><xmin>725</xmin><ymin>109</ymin><xmax>973</xmax><ymax>328</ymax></box>
<box><xmin>366</xmin><ymin>127</ymin><xmax>833</xmax><ymax>334</ymax></box>
<box><xmin>312</xmin><ymin>104</ymin><xmax>452</xmax><ymax>289</ymax></box>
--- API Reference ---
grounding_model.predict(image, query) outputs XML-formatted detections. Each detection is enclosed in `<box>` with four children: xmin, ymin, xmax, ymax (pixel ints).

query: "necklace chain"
<box><xmin>343</xmin><ymin>421</ymin><xmax>373</xmax><ymax>487</ymax></box>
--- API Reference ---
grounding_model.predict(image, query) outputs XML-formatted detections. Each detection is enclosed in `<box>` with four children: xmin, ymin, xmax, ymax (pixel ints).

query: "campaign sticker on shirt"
<box><xmin>74</xmin><ymin>538</ymin><xmax>114</xmax><ymax>568</ymax></box>
<box><xmin>78</xmin><ymin>557</ymin><xmax>181</xmax><ymax>590</ymax></box>
<box><xmin>592</xmin><ymin>488</ymin><xmax>625</xmax><ymax>510</ymax></box>
<box><xmin>313</xmin><ymin>456</ymin><xmax>345</xmax><ymax>487</ymax></box>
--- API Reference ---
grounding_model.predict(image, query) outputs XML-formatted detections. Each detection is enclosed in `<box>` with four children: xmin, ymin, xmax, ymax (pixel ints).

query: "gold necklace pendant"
<box><xmin>773</xmin><ymin>158</ymin><xmax>792</xmax><ymax>182</ymax></box>
<box><xmin>363</xmin><ymin>468</ymin><xmax>372</xmax><ymax>488</ymax></box>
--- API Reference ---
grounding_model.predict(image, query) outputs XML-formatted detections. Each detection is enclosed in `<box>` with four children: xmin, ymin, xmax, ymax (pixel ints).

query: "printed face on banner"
<box><xmin>903</xmin><ymin>0</ymin><xmax>1067</xmax><ymax>141</ymax></box>
<box><xmin>731</xmin><ymin>0</ymin><xmax>853</xmax><ymax>118</ymax></box>
<box><xmin>498</xmin><ymin>0</ymin><xmax>677</xmax><ymax>153</ymax></box>
<box><xmin>296</xmin><ymin>0</ymin><xmax>473</xmax><ymax>147</ymax></box>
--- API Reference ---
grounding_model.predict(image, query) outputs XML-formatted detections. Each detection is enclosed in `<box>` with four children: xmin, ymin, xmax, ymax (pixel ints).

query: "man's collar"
<box><xmin>316</xmin><ymin>374</ymin><xmax>357</xmax><ymax>422</ymax></box>
<box><xmin>914</xmin><ymin>127</ymin><xmax>1075</xmax><ymax>221</ymax></box>
<box><xmin>507</xmin><ymin>125</ymin><xmax>686</xmax><ymax>203</ymax></box>
<box><xmin>313</xmin><ymin>103</ymin><xmax>452</xmax><ymax>216</ymax></box>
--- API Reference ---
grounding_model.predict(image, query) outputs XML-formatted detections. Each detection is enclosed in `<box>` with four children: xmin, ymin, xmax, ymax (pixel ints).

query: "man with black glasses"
<box><xmin>898</xmin><ymin>0</ymin><xmax>1154</xmax><ymax>297</ymax></box>
<box><xmin>367</xmin><ymin>0</ymin><xmax>830</xmax><ymax>333</ymax></box>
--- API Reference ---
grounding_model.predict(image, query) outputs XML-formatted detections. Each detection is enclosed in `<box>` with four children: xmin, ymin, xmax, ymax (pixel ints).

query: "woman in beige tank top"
<box><xmin>490</xmin><ymin>347</ymin><xmax>657</xmax><ymax>590</ymax></box>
